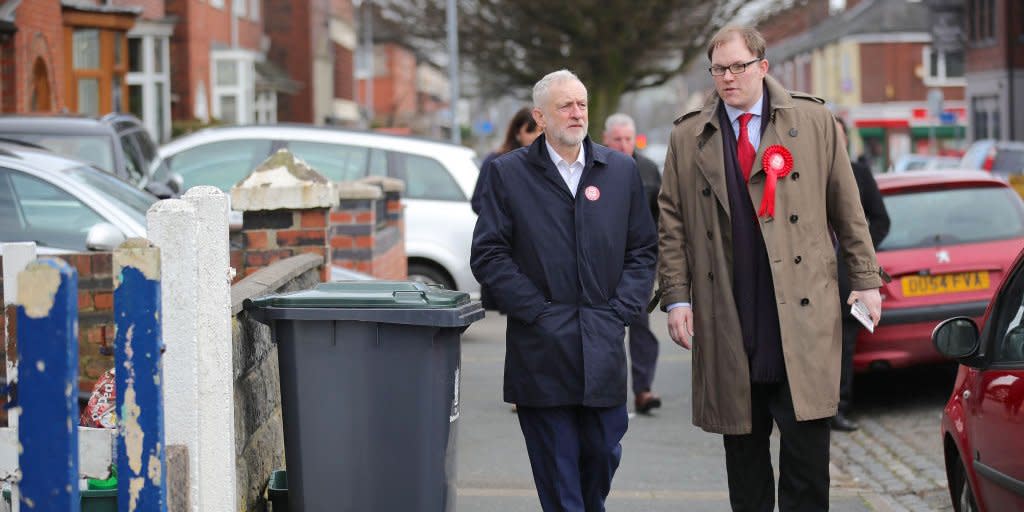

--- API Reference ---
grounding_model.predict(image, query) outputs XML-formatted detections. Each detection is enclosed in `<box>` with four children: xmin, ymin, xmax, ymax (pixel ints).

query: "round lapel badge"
<box><xmin>584</xmin><ymin>185</ymin><xmax>600</xmax><ymax>201</ymax></box>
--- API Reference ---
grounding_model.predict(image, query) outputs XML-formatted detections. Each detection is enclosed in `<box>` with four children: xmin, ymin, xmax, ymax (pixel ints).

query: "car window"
<box><xmin>284</xmin><ymin>141</ymin><xmax>369</xmax><ymax>182</ymax></box>
<box><xmin>985</xmin><ymin>266</ymin><xmax>1024</xmax><ymax>364</ymax></box>
<box><xmin>992</xmin><ymin>148</ymin><xmax>1024</xmax><ymax>174</ymax></box>
<box><xmin>878</xmin><ymin>187</ymin><xmax>1024</xmax><ymax>251</ymax></box>
<box><xmin>166</xmin><ymin>139</ymin><xmax>273</xmax><ymax>191</ymax></box>
<box><xmin>369</xmin><ymin>148</ymin><xmax>387</xmax><ymax>177</ymax></box>
<box><xmin>7</xmin><ymin>134</ymin><xmax>116</xmax><ymax>173</ymax></box>
<box><xmin>388</xmin><ymin>152</ymin><xmax>465</xmax><ymax>201</ymax></box>
<box><xmin>1</xmin><ymin>168</ymin><xmax>106</xmax><ymax>250</ymax></box>
<box><xmin>64</xmin><ymin>166</ymin><xmax>152</xmax><ymax>225</ymax></box>
<box><xmin>120</xmin><ymin>134</ymin><xmax>148</xmax><ymax>183</ymax></box>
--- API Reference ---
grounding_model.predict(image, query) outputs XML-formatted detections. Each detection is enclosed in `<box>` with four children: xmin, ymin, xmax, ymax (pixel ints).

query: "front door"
<box><xmin>969</xmin><ymin>269</ymin><xmax>1024</xmax><ymax>510</ymax></box>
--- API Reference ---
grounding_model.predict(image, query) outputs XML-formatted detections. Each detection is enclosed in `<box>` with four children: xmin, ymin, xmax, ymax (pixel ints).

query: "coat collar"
<box><xmin>692</xmin><ymin>75</ymin><xmax>794</xmax><ymax>138</ymax></box>
<box><xmin>525</xmin><ymin>134</ymin><xmax>608</xmax><ymax>200</ymax></box>
<box><xmin>691</xmin><ymin>75</ymin><xmax>796</xmax><ymax>220</ymax></box>
<box><xmin>526</xmin><ymin>133</ymin><xmax>607</xmax><ymax>170</ymax></box>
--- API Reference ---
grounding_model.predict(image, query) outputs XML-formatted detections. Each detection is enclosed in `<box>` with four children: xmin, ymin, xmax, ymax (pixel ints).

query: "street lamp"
<box><xmin>447</xmin><ymin>0</ymin><xmax>459</xmax><ymax>144</ymax></box>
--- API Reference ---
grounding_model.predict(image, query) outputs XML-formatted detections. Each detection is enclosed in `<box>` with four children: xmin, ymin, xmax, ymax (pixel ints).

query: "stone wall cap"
<box><xmin>230</xmin><ymin>149</ymin><xmax>336</xmax><ymax>211</ymax></box>
<box><xmin>355</xmin><ymin>176</ymin><xmax>405</xmax><ymax>193</ymax></box>
<box><xmin>337</xmin><ymin>181</ymin><xmax>384</xmax><ymax>200</ymax></box>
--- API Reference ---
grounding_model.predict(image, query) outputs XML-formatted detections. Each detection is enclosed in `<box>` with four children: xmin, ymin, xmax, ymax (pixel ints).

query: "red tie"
<box><xmin>737</xmin><ymin>113</ymin><xmax>755</xmax><ymax>181</ymax></box>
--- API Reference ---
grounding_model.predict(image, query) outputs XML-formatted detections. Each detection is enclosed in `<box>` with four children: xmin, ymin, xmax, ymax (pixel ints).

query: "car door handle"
<box><xmin>962</xmin><ymin>390</ymin><xmax>971</xmax><ymax>401</ymax></box>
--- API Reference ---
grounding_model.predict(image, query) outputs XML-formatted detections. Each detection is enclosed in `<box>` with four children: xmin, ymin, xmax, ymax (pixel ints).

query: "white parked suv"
<box><xmin>159</xmin><ymin>125</ymin><xmax>480</xmax><ymax>294</ymax></box>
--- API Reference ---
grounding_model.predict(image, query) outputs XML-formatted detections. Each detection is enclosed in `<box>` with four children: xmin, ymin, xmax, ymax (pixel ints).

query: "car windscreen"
<box><xmin>879</xmin><ymin>186</ymin><xmax>1024</xmax><ymax>251</ymax></box>
<box><xmin>6</xmin><ymin>134</ymin><xmax>116</xmax><ymax>172</ymax></box>
<box><xmin>992</xmin><ymin>148</ymin><xmax>1024</xmax><ymax>173</ymax></box>
<box><xmin>64</xmin><ymin>165</ymin><xmax>154</xmax><ymax>224</ymax></box>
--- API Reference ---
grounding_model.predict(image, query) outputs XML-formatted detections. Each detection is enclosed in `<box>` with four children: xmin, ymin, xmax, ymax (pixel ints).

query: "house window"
<box><xmin>210</xmin><ymin>0</ymin><xmax>225</xmax><ymax>8</ymax></box>
<box><xmin>250</xmin><ymin>0</ymin><xmax>260</xmax><ymax>21</ymax></box>
<box><xmin>254</xmin><ymin>90</ymin><xmax>276</xmax><ymax>124</ymax></box>
<box><xmin>967</xmin><ymin>0</ymin><xmax>996</xmax><ymax>42</ymax></box>
<box><xmin>66</xmin><ymin>25</ymin><xmax>129</xmax><ymax>116</ymax></box>
<box><xmin>211</xmin><ymin>49</ymin><xmax>258</xmax><ymax>125</ymax></box>
<box><xmin>127</xmin><ymin>26</ymin><xmax>172</xmax><ymax>142</ymax></box>
<box><xmin>972</xmin><ymin>95</ymin><xmax>1001</xmax><ymax>140</ymax></box>
<box><xmin>233</xmin><ymin>0</ymin><xmax>246</xmax><ymax>18</ymax></box>
<box><xmin>922</xmin><ymin>47</ymin><xmax>966</xmax><ymax>86</ymax></box>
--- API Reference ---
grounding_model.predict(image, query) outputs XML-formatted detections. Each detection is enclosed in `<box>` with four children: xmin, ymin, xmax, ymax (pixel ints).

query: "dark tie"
<box><xmin>737</xmin><ymin>113</ymin><xmax>755</xmax><ymax>181</ymax></box>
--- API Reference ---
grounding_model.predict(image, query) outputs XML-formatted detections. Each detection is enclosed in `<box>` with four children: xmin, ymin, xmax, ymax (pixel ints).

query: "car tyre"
<box><xmin>954</xmin><ymin>458</ymin><xmax>979</xmax><ymax>512</ymax></box>
<box><xmin>408</xmin><ymin>262</ymin><xmax>455</xmax><ymax>291</ymax></box>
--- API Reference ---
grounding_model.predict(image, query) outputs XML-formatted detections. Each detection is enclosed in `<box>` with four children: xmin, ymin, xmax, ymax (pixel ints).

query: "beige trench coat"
<box><xmin>657</xmin><ymin>75</ymin><xmax>883</xmax><ymax>435</ymax></box>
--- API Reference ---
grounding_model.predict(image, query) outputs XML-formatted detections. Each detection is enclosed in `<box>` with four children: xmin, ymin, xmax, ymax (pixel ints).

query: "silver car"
<box><xmin>0</xmin><ymin>143</ymin><xmax>151</xmax><ymax>255</ymax></box>
<box><xmin>159</xmin><ymin>125</ymin><xmax>480</xmax><ymax>294</ymax></box>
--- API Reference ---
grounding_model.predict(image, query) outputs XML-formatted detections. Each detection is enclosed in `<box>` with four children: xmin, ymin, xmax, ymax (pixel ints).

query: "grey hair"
<box><xmin>604</xmin><ymin>113</ymin><xmax>636</xmax><ymax>134</ymax></box>
<box><xmin>532</xmin><ymin>69</ymin><xmax>582</xmax><ymax>107</ymax></box>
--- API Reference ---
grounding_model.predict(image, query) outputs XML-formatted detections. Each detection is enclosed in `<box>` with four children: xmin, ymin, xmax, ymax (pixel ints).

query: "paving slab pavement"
<box><xmin>456</xmin><ymin>309</ymin><xmax>903</xmax><ymax>511</ymax></box>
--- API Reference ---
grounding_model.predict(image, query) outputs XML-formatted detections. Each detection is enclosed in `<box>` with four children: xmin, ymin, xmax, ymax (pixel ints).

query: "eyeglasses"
<box><xmin>709</xmin><ymin>58</ymin><xmax>762</xmax><ymax>76</ymax></box>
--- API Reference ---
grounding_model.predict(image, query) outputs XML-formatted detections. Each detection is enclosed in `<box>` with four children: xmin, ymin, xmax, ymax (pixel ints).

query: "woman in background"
<box><xmin>471</xmin><ymin>107</ymin><xmax>542</xmax><ymax>214</ymax></box>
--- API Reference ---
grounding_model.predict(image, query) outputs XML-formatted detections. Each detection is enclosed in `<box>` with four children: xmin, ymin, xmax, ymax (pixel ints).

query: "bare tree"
<box><xmin>379</xmin><ymin>0</ymin><xmax>746</xmax><ymax>136</ymax></box>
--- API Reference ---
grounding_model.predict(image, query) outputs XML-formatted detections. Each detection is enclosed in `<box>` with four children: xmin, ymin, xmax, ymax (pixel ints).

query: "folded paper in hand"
<box><xmin>850</xmin><ymin>300</ymin><xmax>874</xmax><ymax>333</ymax></box>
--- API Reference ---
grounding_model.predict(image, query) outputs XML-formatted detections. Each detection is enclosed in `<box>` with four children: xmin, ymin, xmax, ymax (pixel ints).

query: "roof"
<box><xmin>0</xmin><ymin>115</ymin><xmax>116</xmax><ymax>136</ymax></box>
<box><xmin>767</xmin><ymin>0</ymin><xmax>933</xmax><ymax>64</ymax></box>
<box><xmin>164</xmin><ymin>123</ymin><xmax>476</xmax><ymax>157</ymax></box>
<box><xmin>255</xmin><ymin>60</ymin><xmax>302</xmax><ymax>95</ymax></box>
<box><xmin>876</xmin><ymin>170</ymin><xmax>1010</xmax><ymax>193</ymax></box>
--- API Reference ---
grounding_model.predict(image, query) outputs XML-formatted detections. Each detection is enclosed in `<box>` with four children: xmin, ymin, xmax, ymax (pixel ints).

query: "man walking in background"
<box><xmin>603</xmin><ymin>112</ymin><xmax>663</xmax><ymax>414</ymax></box>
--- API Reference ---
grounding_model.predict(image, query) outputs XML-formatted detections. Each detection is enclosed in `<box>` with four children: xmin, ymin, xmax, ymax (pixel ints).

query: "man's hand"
<box><xmin>667</xmin><ymin>306</ymin><xmax>694</xmax><ymax>350</ymax></box>
<box><xmin>848</xmin><ymin>288</ymin><xmax>882</xmax><ymax>326</ymax></box>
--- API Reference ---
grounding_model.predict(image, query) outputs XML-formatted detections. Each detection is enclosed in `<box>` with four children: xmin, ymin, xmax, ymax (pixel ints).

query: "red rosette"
<box><xmin>758</xmin><ymin>145</ymin><xmax>794</xmax><ymax>218</ymax></box>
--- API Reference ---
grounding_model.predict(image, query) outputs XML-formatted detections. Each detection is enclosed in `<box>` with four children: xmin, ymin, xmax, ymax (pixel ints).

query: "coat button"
<box><xmin>707</xmin><ymin>272</ymin><xmax>714</xmax><ymax>281</ymax></box>
<box><xmin>789</xmin><ymin>214</ymin><xmax>799</xmax><ymax>224</ymax></box>
<box><xmin>800</xmin><ymin>298</ymin><xmax>810</xmax><ymax>306</ymax></box>
<box><xmin>794</xmin><ymin>256</ymin><xmax>802</xmax><ymax>264</ymax></box>
<box><xmin>789</xmin><ymin>128</ymin><xmax>798</xmax><ymax>137</ymax></box>
<box><xmin>791</xmin><ymin>172</ymin><xmax>800</xmax><ymax>181</ymax></box>
<box><xmin>702</xmin><ymin>187</ymin><xmax>711</xmax><ymax>196</ymax></box>
<box><xmin>706</xmin><ymin>231</ymin><xmax>713</xmax><ymax>240</ymax></box>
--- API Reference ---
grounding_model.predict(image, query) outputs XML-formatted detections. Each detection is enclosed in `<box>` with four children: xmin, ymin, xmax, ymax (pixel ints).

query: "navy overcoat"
<box><xmin>471</xmin><ymin>134</ymin><xmax>658</xmax><ymax>407</ymax></box>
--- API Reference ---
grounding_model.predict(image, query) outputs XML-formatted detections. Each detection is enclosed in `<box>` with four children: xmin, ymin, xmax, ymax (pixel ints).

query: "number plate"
<box><xmin>901</xmin><ymin>271</ymin><xmax>990</xmax><ymax>297</ymax></box>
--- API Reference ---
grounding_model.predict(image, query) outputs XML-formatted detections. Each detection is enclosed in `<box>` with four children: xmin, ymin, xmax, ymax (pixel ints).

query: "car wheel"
<box><xmin>408</xmin><ymin>262</ymin><xmax>455</xmax><ymax>290</ymax></box>
<box><xmin>954</xmin><ymin>458</ymin><xmax>980</xmax><ymax>512</ymax></box>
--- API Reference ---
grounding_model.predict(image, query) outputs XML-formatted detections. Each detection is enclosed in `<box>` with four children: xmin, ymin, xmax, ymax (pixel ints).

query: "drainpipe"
<box><xmin>1007</xmin><ymin>0</ymin><xmax>1016</xmax><ymax>140</ymax></box>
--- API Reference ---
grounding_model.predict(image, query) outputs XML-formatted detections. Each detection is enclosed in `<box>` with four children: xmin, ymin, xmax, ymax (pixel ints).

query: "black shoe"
<box><xmin>635</xmin><ymin>391</ymin><xmax>662</xmax><ymax>414</ymax></box>
<box><xmin>831</xmin><ymin>412</ymin><xmax>859</xmax><ymax>432</ymax></box>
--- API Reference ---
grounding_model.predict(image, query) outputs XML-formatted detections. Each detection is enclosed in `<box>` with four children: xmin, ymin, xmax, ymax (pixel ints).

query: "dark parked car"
<box><xmin>0</xmin><ymin>113</ymin><xmax>181</xmax><ymax>198</ymax></box>
<box><xmin>935</xmin><ymin>246</ymin><xmax>1024</xmax><ymax>512</ymax></box>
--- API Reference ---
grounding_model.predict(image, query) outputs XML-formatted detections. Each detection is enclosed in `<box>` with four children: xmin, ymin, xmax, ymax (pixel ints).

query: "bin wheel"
<box><xmin>408</xmin><ymin>262</ymin><xmax>455</xmax><ymax>290</ymax></box>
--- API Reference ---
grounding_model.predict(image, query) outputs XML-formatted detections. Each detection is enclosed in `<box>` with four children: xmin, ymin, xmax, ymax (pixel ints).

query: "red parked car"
<box><xmin>934</xmin><ymin>246</ymin><xmax>1024</xmax><ymax>512</ymax></box>
<box><xmin>856</xmin><ymin>171</ymin><xmax>1024</xmax><ymax>372</ymax></box>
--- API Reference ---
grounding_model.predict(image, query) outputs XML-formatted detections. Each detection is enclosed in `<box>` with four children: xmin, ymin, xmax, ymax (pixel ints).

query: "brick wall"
<box><xmin>237</xmin><ymin>181</ymin><xmax>407</xmax><ymax>282</ymax></box>
<box><xmin>241</xmin><ymin>209</ymin><xmax>331</xmax><ymax>281</ymax></box>
<box><xmin>0</xmin><ymin>253</ymin><xmax>117</xmax><ymax>426</ymax></box>
<box><xmin>266</xmin><ymin>0</ymin><xmax>313</xmax><ymax>122</ymax></box>
<box><xmin>860</xmin><ymin>42</ymin><xmax>965</xmax><ymax>103</ymax></box>
<box><xmin>13</xmin><ymin>0</ymin><xmax>65</xmax><ymax>113</ymax></box>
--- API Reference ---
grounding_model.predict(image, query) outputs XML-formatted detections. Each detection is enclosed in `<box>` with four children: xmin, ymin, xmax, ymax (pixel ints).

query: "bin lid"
<box><xmin>248</xmin><ymin>281</ymin><xmax>471</xmax><ymax>309</ymax></box>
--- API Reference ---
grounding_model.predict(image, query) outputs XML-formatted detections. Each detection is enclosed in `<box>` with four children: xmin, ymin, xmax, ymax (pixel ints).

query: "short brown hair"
<box><xmin>706</xmin><ymin>25</ymin><xmax>766</xmax><ymax>61</ymax></box>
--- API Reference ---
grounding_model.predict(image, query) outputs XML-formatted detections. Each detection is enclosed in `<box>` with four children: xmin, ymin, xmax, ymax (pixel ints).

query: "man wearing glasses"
<box><xmin>656</xmin><ymin>25</ymin><xmax>884</xmax><ymax>511</ymax></box>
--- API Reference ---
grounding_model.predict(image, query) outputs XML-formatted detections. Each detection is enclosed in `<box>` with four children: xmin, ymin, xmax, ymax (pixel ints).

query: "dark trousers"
<box><xmin>628</xmin><ymin>311</ymin><xmax>659</xmax><ymax>395</ymax></box>
<box><xmin>517</xmin><ymin>405</ymin><xmax>629</xmax><ymax>512</ymax></box>
<box><xmin>723</xmin><ymin>381</ymin><xmax>830</xmax><ymax>512</ymax></box>
<box><xmin>839</xmin><ymin>317</ymin><xmax>859</xmax><ymax>413</ymax></box>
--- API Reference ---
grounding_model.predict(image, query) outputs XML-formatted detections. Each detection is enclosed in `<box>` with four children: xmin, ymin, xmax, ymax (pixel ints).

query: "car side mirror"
<box><xmin>932</xmin><ymin>317</ymin><xmax>981</xmax><ymax>360</ymax></box>
<box><xmin>169</xmin><ymin>172</ymin><xmax>184</xmax><ymax>194</ymax></box>
<box><xmin>145</xmin><ymin>181</ymin><xmax>177</xmax><ymax>199</ymax></box>
<box><xmin>85</xmin><ymin>223</ymin><xmax>126</xmax><ymax>252</ymax></box>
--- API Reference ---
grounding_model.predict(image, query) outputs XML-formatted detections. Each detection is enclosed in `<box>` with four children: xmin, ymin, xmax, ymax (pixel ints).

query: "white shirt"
<box><xmin>545</xmin><ymin>140</ymin><xmax>585</xmax><ymax>197</ymax></box>
<box><xmin>667</xmin><ymin>93</ymin><xmax>766</xmax><ymax>313</ymax></box>
<box><xmin>724</xmin><ymin>94</ymin><xmax>764</xmax><ymax>151</ymax></box>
